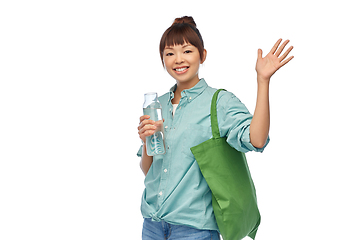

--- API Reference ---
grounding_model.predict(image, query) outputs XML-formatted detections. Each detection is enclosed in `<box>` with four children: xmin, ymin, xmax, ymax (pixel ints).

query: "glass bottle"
<box><xmin>143</xmin><ymin>92</ymin><xmax>165</xmax><ymax>156</ymax></box>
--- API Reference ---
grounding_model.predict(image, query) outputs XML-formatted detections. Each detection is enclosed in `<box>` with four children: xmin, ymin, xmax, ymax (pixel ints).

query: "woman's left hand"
<box><xmin>255</xmin><ymin>38</ymin><xmax>294</xmax><ymax>82</ymax></box>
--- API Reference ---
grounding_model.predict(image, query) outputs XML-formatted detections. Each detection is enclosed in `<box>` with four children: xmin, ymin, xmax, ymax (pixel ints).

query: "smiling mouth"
<box><xmin>173</xmin><ymin>67</ymin><xmax>189</xmax><ymax>74</ymax></box>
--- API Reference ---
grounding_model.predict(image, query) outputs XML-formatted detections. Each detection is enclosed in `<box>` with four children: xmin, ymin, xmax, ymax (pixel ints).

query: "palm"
<box><xmin>256</xmin><ymin>39</ymin><xmax>294</xmax><ymax>80</ymax></box>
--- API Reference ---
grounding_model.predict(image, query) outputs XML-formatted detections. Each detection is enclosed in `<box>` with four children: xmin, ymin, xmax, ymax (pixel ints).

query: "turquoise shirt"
<box><xmin>137</xmin><ymin>79</ymin><xmax>269</xmax><ymax>230</ymax></box>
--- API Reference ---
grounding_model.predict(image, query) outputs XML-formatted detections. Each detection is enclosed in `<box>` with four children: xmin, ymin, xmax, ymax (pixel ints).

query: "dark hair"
<box><xmin>159</xmin><ymin>16</ymin><xmax>205</xmax><ymax>66</ymax></box>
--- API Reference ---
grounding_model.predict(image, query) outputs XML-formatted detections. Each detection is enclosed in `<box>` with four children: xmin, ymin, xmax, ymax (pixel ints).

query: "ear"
<box><xmin>201</xmin><ymin>49</ymin><xmax>207</xmax><ymax>64</ymax></box>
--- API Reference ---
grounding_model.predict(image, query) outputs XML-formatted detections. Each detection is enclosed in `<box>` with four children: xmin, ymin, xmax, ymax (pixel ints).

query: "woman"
<box><xmin>137</xmin><ymin>16</ymin><xmax>293</xmax><ymax>240</ymax></box>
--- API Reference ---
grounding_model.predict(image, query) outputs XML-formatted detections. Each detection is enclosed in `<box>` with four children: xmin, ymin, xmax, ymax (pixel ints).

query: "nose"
<box><xmin>175</xmin><ymin>54</ymin><xmax>184</xmax><ymax>64</ymax></box>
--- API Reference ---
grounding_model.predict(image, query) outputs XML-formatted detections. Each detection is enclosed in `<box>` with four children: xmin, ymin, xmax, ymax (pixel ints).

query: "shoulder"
<box><xmin>201</xmin><ymin>85</ymin><xmax>242</xmax><ymax>104</ymax></box>
<box><xmin>216</xmin><ymin>89</ymin><xmax>242</xmax><ymax>107</ymax></box>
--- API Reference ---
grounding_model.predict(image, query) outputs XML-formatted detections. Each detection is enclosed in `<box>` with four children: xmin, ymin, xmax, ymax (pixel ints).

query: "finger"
<box><xmin>279</xmin><ymin>45</ymin><xmax>294</xmax><ymax>62</ymax></box>
<box><xmin>138</xmin><ymin>120</ymin><xmax>155</xmax><ymax>132</ymax></box>
<box><xmin>138</xmin><ymin>124</ymin><xmax>156</xmax><ymax>135</ymax></box>
<box><xmin>270</xmin><ymin>38</ymin><xmax>282</xmax><ymax>55</ymax></box>
<box><xmin>139</xmin><ymin>125</ymin><xmax>156</xmax><ymax>134</ymax></box>
<box><xmin>138</xmin><ymin>119</ymin><xmax>155</xmax><ymax>130</ymax></box>
<box><xmin>257</xmin><ymin>49</ymin><xmax>263</xmax><ymax>59</ymax></box>
<box><xmin>275</xmin><ymin>39</ymin><xmax>290</xmax><ymax>57</ymax></box>
<box><xmin>140</xmin><ymin>128</ymin><xmax>156</xmax><ymax>138</ymax></box>
<box><xmin>280</xmin><ymin>55</ymin><xmax>294</xmax><ymax>67</ymax></box>
<box><xmin>154</xmin><ymin>119</ymin><xmax>164</xmax><ymax>125</ymax></box>
<box><xmin>139</xmin><ymin>130</ymin><xmax>153</xmax><ymax>143</ymax></box>
<box><xmin>139</xmin><ymin>115</ymin><xmax>150</xmax><ymax>123</ymax></box>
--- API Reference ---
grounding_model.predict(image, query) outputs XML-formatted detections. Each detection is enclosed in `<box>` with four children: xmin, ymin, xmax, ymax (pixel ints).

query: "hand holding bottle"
<box><xmin>138</xmin><ymin>115</ymin><xmax>164</xmax><ymax>144</ymax></box>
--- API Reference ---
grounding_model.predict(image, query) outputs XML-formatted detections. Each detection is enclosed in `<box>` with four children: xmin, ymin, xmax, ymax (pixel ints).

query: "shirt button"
<box><xmin>164</xmin><ymin>169</ymin><xmax>168</xmax><ymax>173</ymax></box>
<box><xmin>189</xmin><ymin>97</ymin><xmax>192</xmax><ymax>100</ymax></box>
<box><xmin>159</xmin><ymin>191</ymin><xmax>163</xmax><ymax>196</ymax></box>
<box><xmin>165</xmin><ymin>126</ymin><xmax>168</xmax><ymax>129</ymax></box>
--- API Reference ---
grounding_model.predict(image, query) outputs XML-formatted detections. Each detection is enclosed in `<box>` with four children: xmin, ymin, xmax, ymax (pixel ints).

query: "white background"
<box><xmin>1</xmin><ymin>0</ymin><xmax>359</xmax><ymax>239</ymax></box>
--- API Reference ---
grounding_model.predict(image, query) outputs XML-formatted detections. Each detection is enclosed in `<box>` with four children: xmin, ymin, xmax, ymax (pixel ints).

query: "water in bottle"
<box><xmin>143</xmin><ymin>93</ymin><xmax>165</xmax><ymax>156</ymax></box>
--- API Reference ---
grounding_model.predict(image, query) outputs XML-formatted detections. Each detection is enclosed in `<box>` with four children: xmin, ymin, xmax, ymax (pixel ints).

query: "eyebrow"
<box><xmin>165</xmin><ymin>44</ymin><xmax>192</xmax><ymax>50</ymax></box>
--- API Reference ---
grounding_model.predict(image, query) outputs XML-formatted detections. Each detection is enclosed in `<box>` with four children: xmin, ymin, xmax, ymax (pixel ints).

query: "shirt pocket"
<box><xmin>181</xmin><ymin>124</ymin><xmax>212</xmax><ymax>158</ymax></box>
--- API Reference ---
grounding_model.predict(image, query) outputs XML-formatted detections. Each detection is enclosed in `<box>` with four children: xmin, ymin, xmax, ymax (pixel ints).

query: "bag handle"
<box><xmin>211</xmin><ymin>89</ymin><xmax>226</xmax><ymax>139</ymax></box>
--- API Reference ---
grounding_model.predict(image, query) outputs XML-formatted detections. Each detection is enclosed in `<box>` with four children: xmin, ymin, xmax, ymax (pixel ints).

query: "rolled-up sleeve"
<box><xmin>217</xmin><ymin>91</ymin><xmax>270</xmax><ymax>153</ymax></box>
<box><xmin>137</xmin><ymin>145</ymin><xmax>143</xmax><ymax>157</ymax></box>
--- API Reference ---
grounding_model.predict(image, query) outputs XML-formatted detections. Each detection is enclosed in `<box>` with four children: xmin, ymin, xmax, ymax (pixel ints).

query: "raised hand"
<box><xmin>255</xmin><ymin>39</ymin><xmax>294</xmax><ymax>81</ymax></box>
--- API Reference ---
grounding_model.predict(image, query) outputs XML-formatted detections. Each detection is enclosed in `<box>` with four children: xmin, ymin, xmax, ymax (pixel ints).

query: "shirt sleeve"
<box><xmin>137</xmin><ymin>145</ymin><xmax>143</xmax><ymax>157</ymax></box>
<box><xmin>217</xmin><ymin>91</ymin><xmax>270</xmax><ymax>153</ymax></box>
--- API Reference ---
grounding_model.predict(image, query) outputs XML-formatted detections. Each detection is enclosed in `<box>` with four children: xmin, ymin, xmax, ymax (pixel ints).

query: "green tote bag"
<box><xmin>190</xmin><ymin>89</ymin><xmax>261</xmax><ymax>240</ymax></box>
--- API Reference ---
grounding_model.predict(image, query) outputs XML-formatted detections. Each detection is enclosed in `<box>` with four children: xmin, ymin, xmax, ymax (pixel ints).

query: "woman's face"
<box><xmin>163</xmin><ymin>43</ymin><xmax>206</xmax><ymax>87</ymax></box>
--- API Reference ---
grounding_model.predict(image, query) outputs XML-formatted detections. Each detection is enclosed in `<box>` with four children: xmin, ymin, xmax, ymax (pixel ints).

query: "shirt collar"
<box><xmin>168</xmin><ymin>78</ymin><xmax>208</xmax><ymax>103</ymax></box>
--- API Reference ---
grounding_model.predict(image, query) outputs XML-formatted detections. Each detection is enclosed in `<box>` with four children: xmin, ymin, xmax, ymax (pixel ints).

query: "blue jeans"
<box><xmin>142</xmin><ymin>218</ymin><xmax>220</xmax><ymax>240</ymax></box>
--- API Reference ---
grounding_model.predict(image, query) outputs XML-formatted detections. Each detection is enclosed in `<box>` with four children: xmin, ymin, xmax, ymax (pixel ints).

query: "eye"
<box><xmin>166</xmin><ymin>52</ymin><xmax>174</xmax><ymax>56</ymax></box>
<box><xmin>184</xmin><ymin>50</ymin><xmax>192</xmax><ymax>54</ymax></box>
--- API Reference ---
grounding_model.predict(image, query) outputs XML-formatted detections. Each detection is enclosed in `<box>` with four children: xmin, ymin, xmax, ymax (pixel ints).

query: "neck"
<box><xmin>172</xmin><ymin>77</ymin><xmax>200</xmax><ymax>104</ymax></box>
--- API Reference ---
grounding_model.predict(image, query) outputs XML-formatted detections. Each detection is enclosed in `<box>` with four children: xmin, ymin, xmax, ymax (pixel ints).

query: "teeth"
<box><xmin>175</xmin><ymin>67</ymin><xmax>187</xmax><ymax>72</ymax></box>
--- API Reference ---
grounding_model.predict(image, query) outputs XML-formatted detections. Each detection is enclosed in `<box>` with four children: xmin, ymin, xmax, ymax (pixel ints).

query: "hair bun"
<box><xmin>172</xmin><ymin>16</ymin><xmax>196</xmax><ymax>27</ymax></box>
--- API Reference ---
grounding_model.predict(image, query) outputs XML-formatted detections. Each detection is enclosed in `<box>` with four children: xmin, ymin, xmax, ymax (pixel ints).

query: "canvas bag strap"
<box><xmin>211</xmin><ymin>89</ymin><xmax>226</xmax><ymax>139</ymax></box>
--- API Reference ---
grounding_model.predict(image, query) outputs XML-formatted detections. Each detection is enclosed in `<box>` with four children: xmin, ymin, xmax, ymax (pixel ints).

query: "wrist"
<box><xmin>257</xmin><ymin>74</ymin><xmax>270</xmax><ymax>83</ymax></box>
<box><xmin>256</xmin><ymin>76</ymin><xmax>270</xmax><ymax>96</ymax></box>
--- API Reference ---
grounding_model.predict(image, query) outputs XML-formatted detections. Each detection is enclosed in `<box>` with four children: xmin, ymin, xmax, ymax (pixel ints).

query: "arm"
<box><xmin>250</xmin><ymin>79</ymin><xmax>270</xmax><ymax>148</ymax></box>
<box><xmin>250</xmin><ymin>39</ymin><xmax>294</xmax><ymax>148</ymax></box>
<box><xmin>140</xmin><ymin>144</ymin><xmax>153</xmax><ymax>176</ymax></box>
